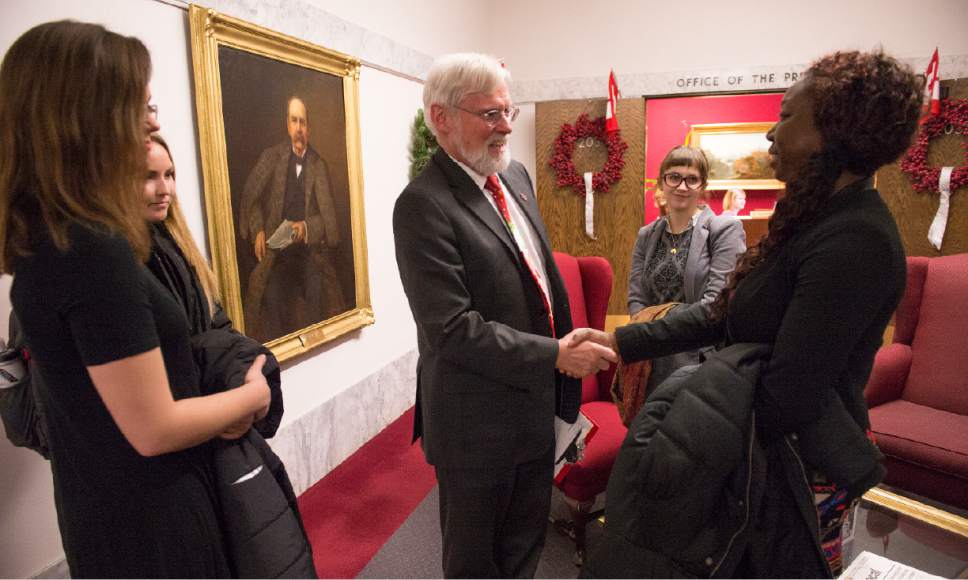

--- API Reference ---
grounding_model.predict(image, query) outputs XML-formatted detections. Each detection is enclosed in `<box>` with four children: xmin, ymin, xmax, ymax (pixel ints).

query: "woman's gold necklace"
<box><xmin>669</xmin><ymin>231</ymin><xmax>686</xmax><ymax>254</ymax></box>
<box><xmin>668</xmin><ymin>210</ymin><xmax>698</xmax><ymax>254</ymax></box>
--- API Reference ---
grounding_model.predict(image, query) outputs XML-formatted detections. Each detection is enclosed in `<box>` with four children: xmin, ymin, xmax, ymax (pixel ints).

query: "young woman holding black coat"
<box><xmin>143</xmin><ymin>133</ymin><xmax>316</xmax><ymax>577</ymax></box>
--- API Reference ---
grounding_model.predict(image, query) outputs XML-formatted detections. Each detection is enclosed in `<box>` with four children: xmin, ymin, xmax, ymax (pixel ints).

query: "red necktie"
<box><xmin>484</xmin><ymin>174</ymin><xmax>555</xmax><ymax>336</ymax></box>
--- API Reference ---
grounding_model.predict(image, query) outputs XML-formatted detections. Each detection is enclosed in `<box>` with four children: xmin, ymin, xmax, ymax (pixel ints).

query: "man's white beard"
<box><xmin>456</xmin><ymin>132</ymin><xmax>511</xmax><ymax>176</ymax></box>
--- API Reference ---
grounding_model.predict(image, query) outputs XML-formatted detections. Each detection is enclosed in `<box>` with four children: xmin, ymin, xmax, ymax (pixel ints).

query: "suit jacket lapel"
<box><xmin>500</xmin><ymin>167</ymin><xmax>553</xmax><ymax>254</ymax></box>
<box><xmin>432</xmin><ymin>150</ymin><xmax>521</xmax><ymax>266</ymax></box>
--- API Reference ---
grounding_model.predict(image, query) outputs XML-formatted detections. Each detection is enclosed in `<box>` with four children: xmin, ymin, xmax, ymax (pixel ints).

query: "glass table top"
<box><xmin>843</xmin><ymin>487</ymin><xmax>968</xmax><ymax>578</ymax></box>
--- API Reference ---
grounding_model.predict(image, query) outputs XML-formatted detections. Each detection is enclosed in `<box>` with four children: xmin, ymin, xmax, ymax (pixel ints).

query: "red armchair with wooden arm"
<box><xmin>864</xmin><ymin>253</ymin><xmax>968</xmax><ymax>510</ymax></box>
<box><xmin>551</xmin><ymin>252</ymin><xmax>626</xmax><ymax>565</ymax></box>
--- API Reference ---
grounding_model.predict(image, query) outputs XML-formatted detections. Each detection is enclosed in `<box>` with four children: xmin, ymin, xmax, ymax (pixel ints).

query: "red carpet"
<box><xmin>297</xmin><ymin>407</ymin><xmax>436</xmax><ymax>578</ymax></box>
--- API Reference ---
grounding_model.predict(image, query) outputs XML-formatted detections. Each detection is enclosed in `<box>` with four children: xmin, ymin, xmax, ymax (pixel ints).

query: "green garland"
<box><xmin>408</xmin><ymin>109</ymin><xmax>438</xmax><ymax>180</ymax></box>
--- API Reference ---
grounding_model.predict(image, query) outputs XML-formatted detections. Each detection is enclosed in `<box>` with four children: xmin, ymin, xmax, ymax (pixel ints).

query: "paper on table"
<box><xmin>839</xmin><ymin>550</ymin><xmax>942</xmax><ymax>580</ymax></box>
<box><xmin>265</xmin><ymin>220</ymin><xmax>296</xmax><ymax>250</ymax></box>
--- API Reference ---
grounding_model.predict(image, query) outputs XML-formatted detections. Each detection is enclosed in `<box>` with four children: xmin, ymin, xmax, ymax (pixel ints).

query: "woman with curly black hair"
<box><xmin>578</xmin><ymin>50</ymin><xmax>922</xmax><ymax>579</ymax></box>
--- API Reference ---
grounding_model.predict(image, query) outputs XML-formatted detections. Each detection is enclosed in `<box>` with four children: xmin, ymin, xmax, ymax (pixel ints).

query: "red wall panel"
<box><xmin>644</xmin><ymin>92</ymin><xmax>784</xmax><ymax>224</ymax></box>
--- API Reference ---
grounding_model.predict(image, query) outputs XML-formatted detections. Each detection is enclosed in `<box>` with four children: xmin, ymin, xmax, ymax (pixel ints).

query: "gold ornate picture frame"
<box><xmin>189</xmin><ymin>5</ymin><xmax>373</xmax><ymax>361</ymax></box>
<box><xmin>685</xmin><ymin>122</ymin><xmax>784</xmax><ymax>190</ymax></box>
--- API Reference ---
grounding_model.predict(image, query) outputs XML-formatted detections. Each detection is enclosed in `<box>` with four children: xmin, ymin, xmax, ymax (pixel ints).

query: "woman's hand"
<box><xmin>567</xmin><ymin>328</ymin><xmax>619</xmax><ymax>353</ymax></box>
<box><xmin>243</xmin><ymin>354</ymin><xmax>271</xmax><ymax>421</ymax></box>
<box><xmin>220</xmin><ymin>355</ymin><xmax>270</xmax><ymax>440</ymax></box>
<box><xmin>219</xmin><ymin>416</ymin><xmax>254</xmax><ymax>440</ymax></box>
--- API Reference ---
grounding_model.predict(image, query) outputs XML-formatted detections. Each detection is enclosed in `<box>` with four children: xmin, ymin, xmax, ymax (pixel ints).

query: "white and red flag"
<box><xmin>921</xmin><ymin>48</ymin><xmax>940</xmax><ymax>123</ymax></box>
<box><xmin>605</xmin><ymin>70</ymin><xmax>621</xmax><ymax>133</ymax></box>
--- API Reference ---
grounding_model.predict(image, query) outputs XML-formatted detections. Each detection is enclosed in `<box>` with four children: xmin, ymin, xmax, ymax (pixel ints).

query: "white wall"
<box><xmin>494</xmin><ymin>0</ymin><xmax>968</xmax><ymax>82</ymax></box>
<box><xmin>498</xmin><ymin>0</ymin><xmax>968</xmax><ymax>180</ymax></box>
<box><xmin>502</xmin><ymin>0</ymin><xmax>968</xmax><ymax>181</ymax></box>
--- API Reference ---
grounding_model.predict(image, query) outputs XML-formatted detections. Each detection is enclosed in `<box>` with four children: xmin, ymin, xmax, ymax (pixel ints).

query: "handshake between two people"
<box><xmin>555</xmin><ymin>328</ymin><xmax>619</xmax><ymax>379</ymax></box>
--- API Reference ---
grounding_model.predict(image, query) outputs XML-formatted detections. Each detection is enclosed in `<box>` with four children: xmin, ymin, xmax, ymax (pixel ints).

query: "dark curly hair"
<box><xmin>711</xmin><ymin>50</ymin><xmax>922</xmax><ymax>320</ymax></box>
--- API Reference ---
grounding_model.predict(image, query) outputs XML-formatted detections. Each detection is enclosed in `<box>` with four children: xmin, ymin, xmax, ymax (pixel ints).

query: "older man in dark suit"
<box><xmin>393</xmin><ymin>53</ymin><xmax>617</xmax><ymax>578</ymax></box>
<box><xmin>240</xmin><ymin>96</ymin><xmax>346</xmax><ymax>341</ymax></box>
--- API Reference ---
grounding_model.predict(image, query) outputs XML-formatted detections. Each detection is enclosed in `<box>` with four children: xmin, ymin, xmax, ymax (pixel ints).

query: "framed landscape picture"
<box><xmin>686</xmin><ymin>122</ymin><xmax>784</xmax><ymax>190</ymax></box>
<box><xmin>189</xmin><ymin>5</ymin><xmax>373</xmax><ymax>361</ymax></box>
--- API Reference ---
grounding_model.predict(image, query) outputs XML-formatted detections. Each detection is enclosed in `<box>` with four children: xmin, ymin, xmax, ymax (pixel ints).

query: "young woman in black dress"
<box><xmin>0</xmin><ymin>21</ymin><xmax>270</xmax><ymax>577</ymax></box>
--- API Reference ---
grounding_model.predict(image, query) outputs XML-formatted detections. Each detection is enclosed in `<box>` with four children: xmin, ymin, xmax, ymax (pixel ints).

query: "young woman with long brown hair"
<box><xmin>0</xmin><ymin>21</ymin><xmax>270</xmax><ymax>577</ymax></box>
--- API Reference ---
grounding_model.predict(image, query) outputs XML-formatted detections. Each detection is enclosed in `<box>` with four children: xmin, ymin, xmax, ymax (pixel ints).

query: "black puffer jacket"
<box><xmin>192</xmin><ymin>324</ymin><xmax>316</xmax><ymax>579</ymax></box>
<box><xmin>192</xmin><ymin>316</ymin><xmax>284</xmax><ymax>438</ymax></box>
<box><xmin>213</xmin><ymin>429</ymin><xmax>316</xmax><ymax>579</ymax></box>
<box><xmin>583</xmin><ymin>343</ymin><xmax>884</xmax><ymax>579</ymax></box>
<box><xmin>151</xmin><ymin>223</ymin><xmax>314</xmax><ymax>578</ymax></box>
<box><xmin>584</xmin><ymin>344</ymin><xmax>771</xmax><ymax>578</ymax></box>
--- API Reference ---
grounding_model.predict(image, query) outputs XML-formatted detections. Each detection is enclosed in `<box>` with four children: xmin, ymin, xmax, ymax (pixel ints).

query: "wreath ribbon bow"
<box><xmin>928</xmin><ymin>166</ymin><xmax>955</xmax><ymax>250</ymax></box>
<box><xmin>583</xmin><ymin>172</ymin><xmax>596</xmax><ymax>240</ymax></box>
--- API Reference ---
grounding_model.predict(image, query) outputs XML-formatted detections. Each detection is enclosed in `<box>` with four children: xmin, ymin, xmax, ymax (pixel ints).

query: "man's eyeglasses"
<box><xmin>146</xmin><ymin>103</ymin><xmax>159</xmax><ymax>121</ymax></box>
<box><xmin>455</xmin><ymin>105</ymin><xmax>520</xmax><ymax>126</ymax></box>
<box><xmin>662</xmin><ymin>172</ymin><xmax>703</xmax><ymax>190</ymax></box>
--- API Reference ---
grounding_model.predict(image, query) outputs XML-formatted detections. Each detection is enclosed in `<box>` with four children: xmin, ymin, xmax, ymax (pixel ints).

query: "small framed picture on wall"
<box><xmin>686</xmin><ymin>122</ymin><xmax>784</xmax><ymax>190</ymax></box>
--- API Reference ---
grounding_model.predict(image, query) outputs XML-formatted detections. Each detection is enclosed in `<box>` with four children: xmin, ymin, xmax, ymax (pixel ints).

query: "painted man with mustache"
<box><xmin>393</xmin><ymin>53</ymin><xmax>616</xmax><ymax>578</ymax></box>
<box><xmin>240</xmin><ymin>96</ymin><xmax>346</xmax><ymax>342</ymax></box>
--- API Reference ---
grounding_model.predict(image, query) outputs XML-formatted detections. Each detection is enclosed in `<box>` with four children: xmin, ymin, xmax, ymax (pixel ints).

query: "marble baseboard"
<box><xmin>268</xmin><ymin>348</ymin><xmax>418</xmax><ymax>496</ymax></box>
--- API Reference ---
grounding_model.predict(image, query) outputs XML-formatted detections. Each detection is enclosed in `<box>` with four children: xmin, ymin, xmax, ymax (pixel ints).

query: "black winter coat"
<box><xmin>212</xmin><ymin>428</ymin><xmax>316</xmax><ymax>579</ymax></box>
<box><xmin>583</xmin><ymin>343</ymin><xmax>884</xmax><ymax>579</ymax></box>
<box><xmin>151</xmin><ymin>223</ymin><xmax>315</xmax><ymax>578</ymax></box>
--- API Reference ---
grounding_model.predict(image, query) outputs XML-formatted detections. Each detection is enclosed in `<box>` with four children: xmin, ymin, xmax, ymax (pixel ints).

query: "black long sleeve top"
<box><xmin>616</xmin><ymin>182</ymin><xmax>906</xmax><ymax>435</ymax></box>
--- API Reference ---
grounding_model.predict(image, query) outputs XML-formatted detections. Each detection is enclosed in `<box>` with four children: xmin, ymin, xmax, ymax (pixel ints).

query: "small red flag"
<box><xmin>605</xmin><ymin>70</ymin><xmax>620</xmax><ymax>133</ymax></box>
<box><xmin>921</xmin><ymin>48</ymin><xmax>940</xmax><ymax>124</ymax></box>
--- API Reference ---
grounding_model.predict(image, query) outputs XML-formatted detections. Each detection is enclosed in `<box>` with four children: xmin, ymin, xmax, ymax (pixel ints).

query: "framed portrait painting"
<box><xmin>189</xmin><ymin>5</ymin><xmax>372</xmax><ymax>361</ymax></box>
<box><xmin>685</xmin><ymin>122</ymin><xmax>784</xmax><ymax>190</ymax></box>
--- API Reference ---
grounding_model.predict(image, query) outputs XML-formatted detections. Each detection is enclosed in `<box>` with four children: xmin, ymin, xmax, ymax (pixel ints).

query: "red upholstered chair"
<box><xmin>551</xmin><ymin>252</ymin><xmax>625</xmax><ymax>565</ymax></box>
<box><xmin>864</xmin><ymin>253</ymin><xmax>968</xmax><ymax>510</ymax></box>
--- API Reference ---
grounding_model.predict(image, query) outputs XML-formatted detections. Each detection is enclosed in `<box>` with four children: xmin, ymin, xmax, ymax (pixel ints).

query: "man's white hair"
<box><xmin>422</xmin><ymin>53</ymin><xmax>510</xmax><ymax>136</ymax></box>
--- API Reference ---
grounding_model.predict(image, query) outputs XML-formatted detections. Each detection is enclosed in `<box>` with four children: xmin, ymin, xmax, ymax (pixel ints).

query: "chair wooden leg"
<box><xmin>563</xmin><ymin>495</ymin><xmax>595</xmax><ymax>566</ymax></box>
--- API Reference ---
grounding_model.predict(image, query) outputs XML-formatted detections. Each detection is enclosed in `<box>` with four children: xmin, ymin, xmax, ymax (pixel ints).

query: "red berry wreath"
<box><xmin>550</xmin><ymin>113</ymin><xmax>628</xmax><ymax>195</ymax></box>
<box><xmin>900</xmin><ymin>98</ymin><xmax>968</xmax><ymax>193</ymax></box>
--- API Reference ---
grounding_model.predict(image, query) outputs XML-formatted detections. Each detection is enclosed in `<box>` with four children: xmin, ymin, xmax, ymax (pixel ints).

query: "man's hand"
<box><xmin>254</xmin><ymin>230</ymin><xmax>266</xmax><ymax>263</ymax></box>
<box><xmin>292</xmin><ymin>220</ymin><xmax>307</xmax><ymax>244</ymax></box>
<box><xmin>566</xmin><ymin>327</ymin><xmax>618</xmax><ymax>353</ymax></box>
<box><xmin>556</xmin><ymin>328</ymin><xmax>618</xmax><ymax>379</ymax></box>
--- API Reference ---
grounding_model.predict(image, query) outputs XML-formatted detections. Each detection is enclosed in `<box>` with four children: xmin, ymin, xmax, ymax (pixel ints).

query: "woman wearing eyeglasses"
<box><xmin>626</xmin><ymin>145</ymin><xmax>746</xmax><ymax>390</ymax></box>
